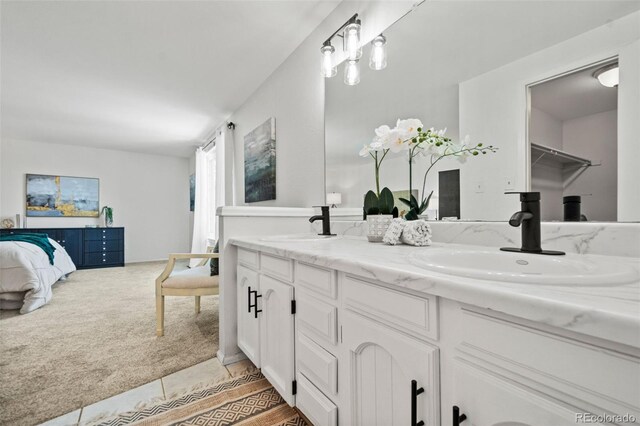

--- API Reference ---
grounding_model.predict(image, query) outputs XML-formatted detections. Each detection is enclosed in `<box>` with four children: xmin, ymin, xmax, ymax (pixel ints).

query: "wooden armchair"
<box><xmin>155</xmin><ymin>252</ymin><xmax>219</xmax><ymax>337</ymax></box>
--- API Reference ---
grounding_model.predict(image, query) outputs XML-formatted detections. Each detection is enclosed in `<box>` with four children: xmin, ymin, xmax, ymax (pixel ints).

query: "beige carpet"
<box><xmin>0</xmin><ymin>262</ymin><xmax>219</xmax><ymax>426</ymax></box>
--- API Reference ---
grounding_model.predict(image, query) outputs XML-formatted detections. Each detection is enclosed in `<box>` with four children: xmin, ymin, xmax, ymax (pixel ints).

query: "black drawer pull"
<box><xmin>453</xmin><ymin>406</ymin><xmax>467</xmax><ymax>426</ymax></box>
<box><xmin>411</xmin><ymin>380</ymin><xmax>425</xmax><ymax>426</ymax></box>
<box><xmin>247</xmin><ymin>286</ymin><xmax>253</xmax><ymax>313</ymax></box>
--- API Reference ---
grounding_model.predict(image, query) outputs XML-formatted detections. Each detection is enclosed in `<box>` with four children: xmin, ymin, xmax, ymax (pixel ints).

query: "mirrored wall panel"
<box><xmin>324</xmin><ymin>1</ymin><xmax>640</xmax><ymax>221</ymax></box>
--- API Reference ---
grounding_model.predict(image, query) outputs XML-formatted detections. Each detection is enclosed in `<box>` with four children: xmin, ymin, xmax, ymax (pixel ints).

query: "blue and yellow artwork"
<box><xmin>26</xmin><ymin>174</ymin><xmax>99</xmax><ymax>217</ymax></box>
<box><xmin>244</xmin><ymin>117</ymin><xmax>276</xmax><ymax>203</ymax></box>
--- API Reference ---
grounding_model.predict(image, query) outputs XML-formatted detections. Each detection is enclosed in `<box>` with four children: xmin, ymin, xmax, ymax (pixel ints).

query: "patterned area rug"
<box><xmin>98</xmin><ymin>371</ymin><xmax>308</xmax><ymax>426</ymax></box>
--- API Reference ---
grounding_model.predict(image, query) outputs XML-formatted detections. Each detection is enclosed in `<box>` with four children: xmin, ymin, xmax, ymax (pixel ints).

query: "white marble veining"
<box><xmin>229</xmin><ymin>235</ymin><xmax>640</xmax><ymax>348</ymax></box>
<box><xmin>316</xmin><ymin>220</ymin><xmax>640</xmax><ymax>258</ymax></box>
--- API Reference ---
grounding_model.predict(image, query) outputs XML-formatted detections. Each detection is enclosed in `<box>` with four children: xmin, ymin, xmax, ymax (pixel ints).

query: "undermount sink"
<box><xmin>260</xmin><ymin>234</ymin><xmax>339</xmax><ymax>243</ymax></box>
<box><xmin>410</xmin><ymin>248</ymin><xmax>639</xmax><ymax>286</ymax></box>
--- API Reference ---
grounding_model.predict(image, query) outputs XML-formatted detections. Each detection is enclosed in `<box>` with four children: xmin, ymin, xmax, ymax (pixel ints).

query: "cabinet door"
<box><xmin>259</xmin><ymin>275</ymin><xmax>295</xmax><ymax>406</ymax></box>
<box><xmin>451</xmin><ymin>359</ymin><xmax>591</xmax><ymax>426</ymax></box>
<box><xmin>60</xmin><ymin>229</ymin><xmax>82</xmax><ymax>267</ymax></box>
<box><xmin>342</xmin><ymin>312</ymin><xmax>439</xmax><ymax>426</ymax></box>
<box><xmin>237</xmin><ymin>266</ymin><xmax>261</xmax><ymax>367</ymax></box>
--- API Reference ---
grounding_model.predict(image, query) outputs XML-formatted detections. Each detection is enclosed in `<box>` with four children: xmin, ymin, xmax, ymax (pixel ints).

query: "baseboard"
<box><xmin>217</xmin><ymin>349</ymin><xmax>247</xmax><ymax>366</ymax></box>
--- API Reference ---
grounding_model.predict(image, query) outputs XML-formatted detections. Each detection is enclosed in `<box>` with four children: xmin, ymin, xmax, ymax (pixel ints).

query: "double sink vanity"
<box><xmin>228</xmin><ymin>229</ymin><xmax>640</xmax><ymax>426</ymax></box>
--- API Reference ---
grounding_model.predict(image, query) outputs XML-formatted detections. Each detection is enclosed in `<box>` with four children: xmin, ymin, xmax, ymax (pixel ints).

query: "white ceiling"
<box><xmin>1</xmin><ymin>1</ymin><xmax>340</xmax><ymax>157</ymax></box>
<box><xmin>531</xmin><ymin>63</ymin><xmax>618</xmax><ymax>122</ymax></box>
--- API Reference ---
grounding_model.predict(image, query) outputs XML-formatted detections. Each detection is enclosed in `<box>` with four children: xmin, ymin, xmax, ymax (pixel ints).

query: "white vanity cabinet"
<box><xmin>236</xmin><ymin>249</ymin><xmax>296</xmax><ymax>405</ymax></box>
<box><xmin>232</xmin><ymin>242</ymin><xmax>640</xmax><ymax>426</ymax></box>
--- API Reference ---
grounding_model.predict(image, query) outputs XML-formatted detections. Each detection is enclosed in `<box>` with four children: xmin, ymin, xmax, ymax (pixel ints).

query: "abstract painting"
<box><xmin>244</xmin><ymin>117</ymin><xmax>276</xmax><ymax>203</ymax></box>
<box><xmin>26</xmin><ymin>174</ymin><xmax>99</xmax><ymax>217</ymax></box>
<box><xmin>189</xmin><ymin>174</ymin><xmax>195</xmax><ymax>212</ymax></box>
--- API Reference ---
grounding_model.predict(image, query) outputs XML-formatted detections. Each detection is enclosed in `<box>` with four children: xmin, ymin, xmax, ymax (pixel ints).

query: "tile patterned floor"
<box><xmin>39</xmin><ymin>358</ymin><xmax>255</xmax><ymax>426</ymax></box>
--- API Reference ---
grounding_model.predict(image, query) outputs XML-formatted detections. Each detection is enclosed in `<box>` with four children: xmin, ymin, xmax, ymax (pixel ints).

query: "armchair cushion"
<box><xmin>162</xmin><ymin>266</ymin><xmax>219</xmax><ymax>289</ymax></box>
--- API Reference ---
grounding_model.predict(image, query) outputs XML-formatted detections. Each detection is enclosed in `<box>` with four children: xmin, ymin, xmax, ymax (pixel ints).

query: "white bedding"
<box><xmin>0</xmin><ymin>238</ymin><xmax>76</xmax><ymax>313</ymax></box>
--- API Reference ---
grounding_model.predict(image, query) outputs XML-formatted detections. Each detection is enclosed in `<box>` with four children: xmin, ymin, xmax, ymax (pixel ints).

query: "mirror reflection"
<box><xmin>324</xmin><ymin>1</ymin><xmax>640</xmax><ymax>222</ymax></box>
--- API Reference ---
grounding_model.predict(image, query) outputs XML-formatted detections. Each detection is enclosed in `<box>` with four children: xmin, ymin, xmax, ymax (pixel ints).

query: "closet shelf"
<box><xmin>531</xmin><ymin>143</ymin><xmax>592</xmax><ymax>168</ymax></box>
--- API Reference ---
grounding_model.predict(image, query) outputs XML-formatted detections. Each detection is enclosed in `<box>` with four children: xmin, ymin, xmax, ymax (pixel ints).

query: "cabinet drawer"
<box><xmin>296</xmin><ymin>262</ymin><xmax>337</xmax><ymax>300</ymax></box>
<box><xmin>84</xmin><ymin>228</ymin><xmax>123</xmax><ymax>241</ymax></box>
<box><xmin>296</xmin><ymin>374</ymin><xmax>337</xmax><ymax>426</ymax></box>
<box><xmin>297</xmin><ymin>293</ymin><xmax>338</xmax><ymax>346</ymax></box>
<box><xmin>260</xmin><ymin>253</ymin><xmax>293</xmax><ymax>282</ymax></box>
<box><xmin>343</xmin><ymin>275</ymin><xmax>438</xmax><ymax>341</ymax></box>
<box><xmin>84</xmin><ymin>251</ymin><xmax>123</xmax><ymax>266</ymax></box>
<box><xmin>297</xmin><ymin>332</ymin><xmax>338</xmax><ymax>396</ymax></box>
<box><xmin>84</xmin><ymin>239</ymin><xmax>123</xmax><ymax>253</ymax></box>
<box><xmin>459</xmin><ymin>309</ymin><xmax>640</xmax><ymax>416</ymax></box>
<box><xmin>238</xmin><ymin>248</ymin><xmax>258</xmax><ymax>269</ymax></box>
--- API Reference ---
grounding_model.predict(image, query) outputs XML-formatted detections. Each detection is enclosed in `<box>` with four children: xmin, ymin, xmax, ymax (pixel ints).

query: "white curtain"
<box><xmin>190</xmin><ymin>147</ymin><xmax>210</xmax><ymax>267</ymax></box>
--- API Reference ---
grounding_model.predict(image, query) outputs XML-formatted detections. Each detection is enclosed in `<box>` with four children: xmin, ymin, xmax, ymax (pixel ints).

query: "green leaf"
<box><xmin>364</xmin><ymin>190</ymin><xmax>378</xmax><ymax>214</ymax></box>
<box><xmin>399</xmin><ymin>197</ymin><xmax>412</xmax><ymax>208</ymax></box>
<box><xmin>405</xmin><ymin>209</ymin><xmax>419</xmax><ymax>221</ymax></box>
<box><xmin>379</xmin><ymin>187</ymin><xmax>395</xmax><ymax>215</ymax></box>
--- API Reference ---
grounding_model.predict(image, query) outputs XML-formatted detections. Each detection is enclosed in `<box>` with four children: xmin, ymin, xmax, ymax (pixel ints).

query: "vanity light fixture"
<box><xmin>593</xmin><ymin>63</ymin><xmax>619</xmax><ymax>88</ymax></box>
<box><xmin>320</xmin><ymin>42</ymin><xmax>337</xmax><ymax>78</ymax></box>
<box><xmin>369</xmin><ymin>34</ymin><xmax>387</xmax><ymax>70</ymax></box>
<box><xmin>344</xmin><ymin>59</ymin><xmax>361</xmax><ymax>86</ymax></box>
<box><xmin>343</xmin><ymin>18</ymin><xmax>362</xmax><ymax>60</ymax></box>
<box><xmin>321</xmin><ymin>14</ymin><xmax>386</xmax><ymax>85</ymax></box>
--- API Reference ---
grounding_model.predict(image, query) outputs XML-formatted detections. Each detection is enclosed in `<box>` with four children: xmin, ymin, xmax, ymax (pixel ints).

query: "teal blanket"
<box><xmin>0</xmin><ymin>233</ymin><xmax>56</xmax><ymax>265</ymax></box>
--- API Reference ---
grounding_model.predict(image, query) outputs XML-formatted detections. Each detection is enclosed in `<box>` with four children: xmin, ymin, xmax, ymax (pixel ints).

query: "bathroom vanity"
<box><xmin>229</xmin><ymin>235</ymin><xmax>640</xmax><ymax>426</ymax></box>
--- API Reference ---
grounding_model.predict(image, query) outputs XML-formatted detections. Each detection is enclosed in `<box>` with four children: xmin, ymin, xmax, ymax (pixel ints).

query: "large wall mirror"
<box><xmin>325</xmin><ymin>1</ymin><xmax>640</xmax><ymax>222</ymax></box>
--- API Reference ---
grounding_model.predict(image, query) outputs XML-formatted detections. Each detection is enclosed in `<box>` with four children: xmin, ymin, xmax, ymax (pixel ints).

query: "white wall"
<box><xmin>0</xmin><ymin>139</ymin><xmax>190</xmax><ymax>262</ymax></box>
<box><xmin>459</xmin><ymin>11</ymin><xmax>640</xmax><ymax>221</ymax></box>
<box><xmin>563</xmin><ymin>109</ymin><xmax>617</xmax><ymax>221</ymax></box>
<box><xmin>229</xmin><ymin>1</ymin><xmax>413</xmax><ymax>208</ymax></box>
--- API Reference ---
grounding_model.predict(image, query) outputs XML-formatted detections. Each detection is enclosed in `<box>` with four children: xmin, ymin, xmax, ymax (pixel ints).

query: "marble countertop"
<box><xmin>229</xmin><ymin>235</ymin><xmax>640</xmax><ymax>349</ymax></box>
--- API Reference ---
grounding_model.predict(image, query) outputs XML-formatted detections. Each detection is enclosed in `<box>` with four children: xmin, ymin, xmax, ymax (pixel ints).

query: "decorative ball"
<box><xmin>2</xmin><ymin>218</ymin><xmax>15</xmax><ymax>229</ymax></box>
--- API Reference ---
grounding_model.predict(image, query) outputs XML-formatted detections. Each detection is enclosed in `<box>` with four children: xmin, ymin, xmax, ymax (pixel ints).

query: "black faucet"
<box><xmin>309</xmin><ymin>206</ymin><xmax>335</xmax><ymax>236</ymax></box>
<box><xmin>500</xmin><ymin>192</ymin><xmax>565</xmax><ymax>255</ymax></box>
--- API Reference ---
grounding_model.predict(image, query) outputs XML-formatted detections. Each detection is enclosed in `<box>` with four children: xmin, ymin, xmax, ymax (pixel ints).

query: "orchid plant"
<box><xmin>360</xmin><ymin>118</ymin><xmax>497</xmax><ymax>220</ymax></box>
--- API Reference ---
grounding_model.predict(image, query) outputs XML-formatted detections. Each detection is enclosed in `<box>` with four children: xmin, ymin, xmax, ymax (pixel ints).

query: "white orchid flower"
<box><xmin>396</xmin><ymin>118</ymin><xmax>423</xmax><ymax>140</ymax></box>
<box><xmin>359</xmin><ymin>144</ymin><xmax>372</xmax><ymax>157</ymax></box>
<box><xmin>387</xmin><ymin>129</ymin><xmax>409</xmax><ymax>153</ymax></box>
<box><xmin>374</xmin><ymin>124</ymin><xmax>392</xmax><ymax>138</ymax></box>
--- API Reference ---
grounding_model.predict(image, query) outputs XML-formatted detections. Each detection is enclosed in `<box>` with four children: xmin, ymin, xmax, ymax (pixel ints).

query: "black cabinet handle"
<box><xmin>253</xmin><ymin>293</ymin><xmax>262</xmax><ymax>319</ymax></box>
<box><xmin>411</xmin><ymin>380</ymin><xmax>425</xmax><ymax>426</ymax></box>
<box><xmin>453</xmin><ymin>406</ymin><xmax>467</xmax><ymax>426</ymax></box>
<box><xmin>248</xmin><ymin>288</ymin><xmax>262</xmax><ymax>319</ymax></box>
<box><xmin>247</xmin><ymin>286</ymin><xmax>252</xmax><ymax>313</ymax></box>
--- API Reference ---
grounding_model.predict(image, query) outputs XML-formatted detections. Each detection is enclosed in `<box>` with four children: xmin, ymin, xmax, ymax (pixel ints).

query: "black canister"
<box><xmin>563</xmin><ymin>195</ymin><xmax>581</xmax><ymax>221</ymax></box>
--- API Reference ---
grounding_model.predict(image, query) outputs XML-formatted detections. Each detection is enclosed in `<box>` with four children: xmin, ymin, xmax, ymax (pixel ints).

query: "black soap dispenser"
<box><xmin>563</xmin><ymin>196</ymin><xmax>581</xmax><ymax>222</ymax></box>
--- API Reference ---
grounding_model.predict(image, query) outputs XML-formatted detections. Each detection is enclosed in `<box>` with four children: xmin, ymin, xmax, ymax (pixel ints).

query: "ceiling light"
<box><xmin>593</xmin><ymin>63</ymin><xmax>619</xmax><ymax>88</ymax></box>
<box><xmin>369</xmin><ymin>34</ymin><xmax>387</xmax><ymax>71</ymax></box>
<box><xmin>344</xmin><ymin>59</ymin><xmax>360</xmax><ymax>86</ymax></box>
<box><xmin>343</xmin><ymin>19</ymin><xmax>362</xmax><ymax>61</ymax></box>
<box><xmin>320</xmin><ymin>43</ymin><xmax>337</xmax><ymax>78</ymax></box>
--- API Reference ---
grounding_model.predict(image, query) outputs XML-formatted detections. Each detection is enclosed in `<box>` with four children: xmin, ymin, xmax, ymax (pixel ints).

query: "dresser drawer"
<box><xmin>238</xmin><ymin>248</ymin><xmax>259</xmax><ymax>269</ymax></box>
<box><xmin>343</xmin><ymin>275</ymin><xmax>438</xmax><ymax>341</ymax></box>
<box><xmin>260</xmin><ymin>253</ymin><xmax>293</xmax><ymax>282</ymax></box>
<box><xmin>84</xmin><ymin>239</ymin><xmax>123</xmax><ymax>253</ymax></box>
<box><xmin>296</xmin><ymin>262</ymin><xmax>337</xmax><ymax>300</ymax></box>
<box><xmin>84</xmin><ymin>228</ymin><xmax>123</xmax><ymax>241</ymax></box>
<box><xmin>297</xmin><ymin>292</ymin><xmax>338</xmax><ymax>347</ymax></box>
<box><xmin>296</xmin><ymin>374</ymin><xmax>337</xmax><ymax>426</ymax></box>
<box><xmin>459</xmin><ymin>308</ymin><xmax>640</xmax><ymax>416</ymax></box>
<box><xmin>297</xmin><ymin>332</ymin><xmax>338</xmax><ymax>397</ymax></box>
<box><xmin>84</xmin><ymin>251</ymin><xmax>123</xmax><ymax>266</ymax></box>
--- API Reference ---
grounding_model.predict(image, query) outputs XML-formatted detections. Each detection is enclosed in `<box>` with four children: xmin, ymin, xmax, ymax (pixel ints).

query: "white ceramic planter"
<box><xmin>367</xmin><ymin>215</ymin><xmax>393</xmax><ymax>242</ymax></box>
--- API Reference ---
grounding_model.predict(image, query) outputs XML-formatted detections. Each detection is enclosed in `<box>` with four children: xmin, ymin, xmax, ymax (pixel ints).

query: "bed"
<box><xmin>0</xmin><ymin>237</ymin><xmax>76</xmax><ymax>313</ymax></box>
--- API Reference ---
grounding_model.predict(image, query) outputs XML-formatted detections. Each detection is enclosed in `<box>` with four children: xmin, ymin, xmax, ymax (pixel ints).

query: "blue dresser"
<box><xmin>0</xmin><ymin>227</ymin><xmax>125</xmax><ymax>269</ymax></box>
